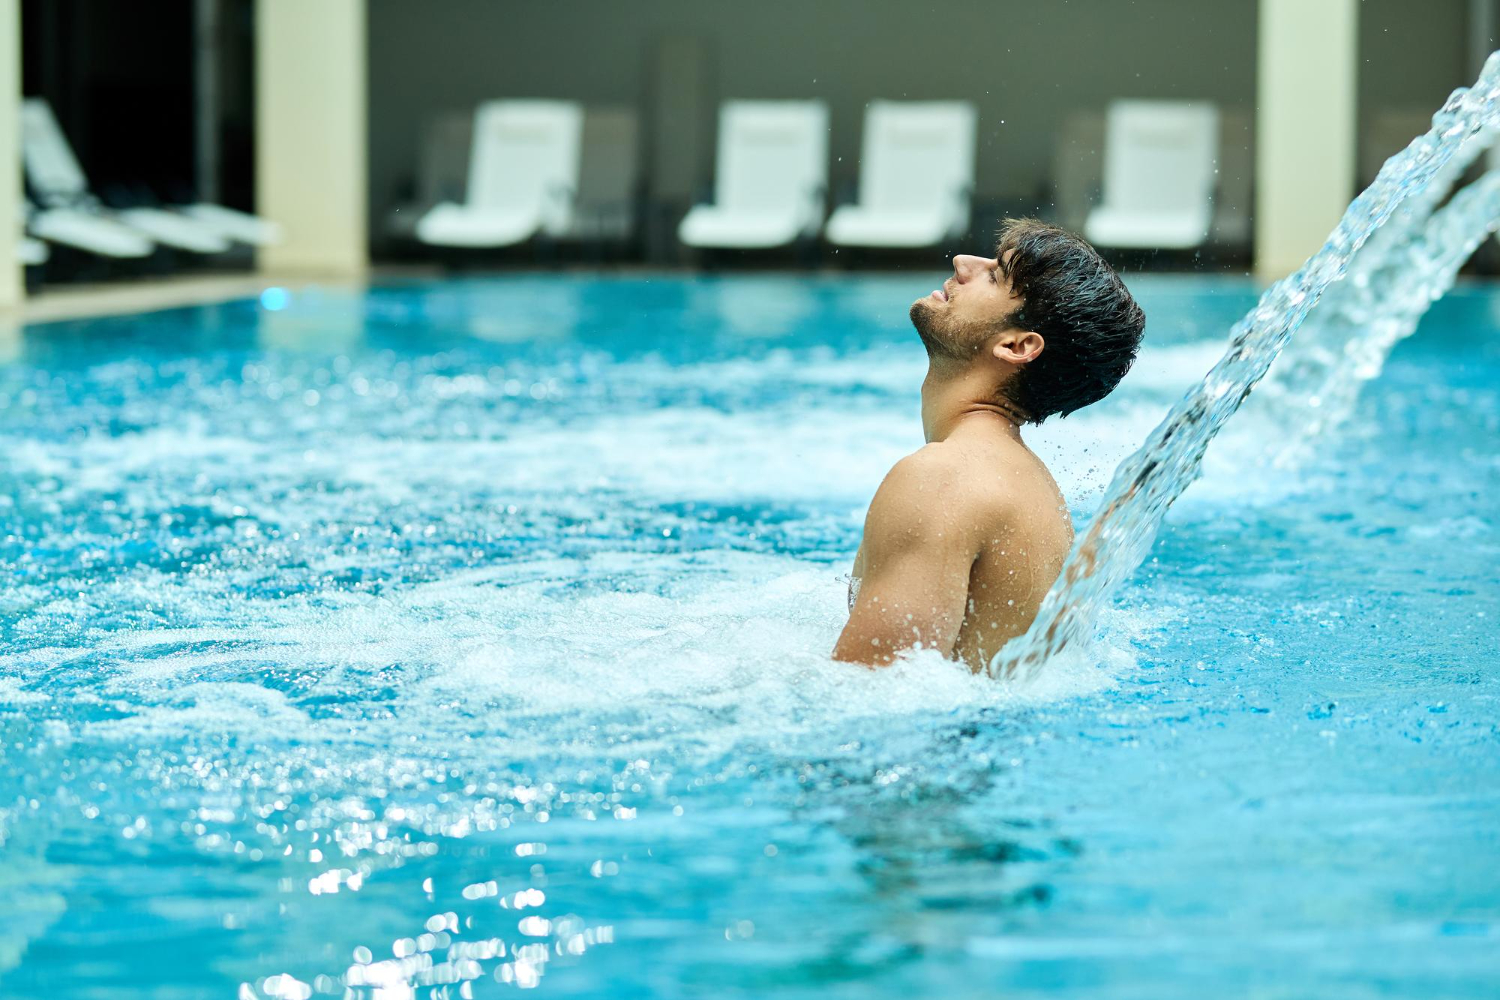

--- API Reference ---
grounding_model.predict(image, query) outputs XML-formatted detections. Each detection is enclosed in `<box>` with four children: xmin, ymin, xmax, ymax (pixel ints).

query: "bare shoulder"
<box><xmin>881</xmin><ymin>442</ymin><xmax>970</xmax><ymax>488</ymax></box>
<box><xmin>870</xmin><ymin>437</ymin><xmax>1068</xmax><ymax>525</ymax></box>
<box><xmin>858</xmin><ymin>444</ymin><xmax>974</xmax><ymax>541</ymax></box>
<box><xmin>980</xmin><ymin>440</ymin><xmax>1074</xmax><ymax>545</ymax></box>
<box><xmin>873</xmin><ymin>442</ymin><xmax>983</xmax><ymax>511</ymax></box>
<box><xmin>925</xmin><ymin>433</ymin><xmax>1071</xmax><ymax>535</ymax></box>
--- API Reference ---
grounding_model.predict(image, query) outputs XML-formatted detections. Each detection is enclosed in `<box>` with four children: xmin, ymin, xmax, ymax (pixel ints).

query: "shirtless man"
<box><xmin>834</xmin><ymin>218</ymin><xmax>1145</xmax><ymax>671</ymax></box>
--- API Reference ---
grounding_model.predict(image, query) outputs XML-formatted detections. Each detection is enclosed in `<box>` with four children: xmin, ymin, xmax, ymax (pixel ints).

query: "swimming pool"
<box><xmin>1</xmin><ymin>273</ymin><xmax>1496</xmax><ymax>997</ymax></box>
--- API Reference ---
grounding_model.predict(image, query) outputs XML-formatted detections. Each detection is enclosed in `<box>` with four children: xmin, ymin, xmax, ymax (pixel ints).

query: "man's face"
<box><xmin>909</xmin><ymin>252</ymin><xmax>1025</xmax><ymax>359</ymax></box>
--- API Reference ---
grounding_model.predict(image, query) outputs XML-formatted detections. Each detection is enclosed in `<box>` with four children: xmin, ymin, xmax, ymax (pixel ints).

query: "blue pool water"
<box><xmin>1</xmin><ymin>274</ymin><xmax>1497</xmax><ymax>998</ymax></box>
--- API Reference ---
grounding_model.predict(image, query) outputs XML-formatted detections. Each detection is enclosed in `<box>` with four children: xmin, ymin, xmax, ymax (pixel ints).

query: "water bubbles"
<box><xmin>725</xmin><ymin>919</ymin><xmax>755</xmax><ymax>940</ymax></box>
<box><xmin>258</xmin><ymin>974</ymin><xmax>312</xmax><ymax>1000</ymax></box>
<box><xmin>461</xmin><ymin>880</ymin><xmax>499</xmax><ymax>900</ymax></box>
<box><xmin>500</xmin><ymin>888</ymin><xmax>546</xmax><ymax>909</ymax></box>
<box><xmin>496</xmin><ymin>960</ymin><xmax>542</xmax><ymax>989</ymax></box>
<box><xmin>516</xmin><ymin>915</ymin><xmax>551</xmax><ymax>936</ymax></box>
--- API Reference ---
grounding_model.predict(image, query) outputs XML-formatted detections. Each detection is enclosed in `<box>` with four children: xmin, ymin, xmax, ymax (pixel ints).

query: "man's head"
<box><xmin>909</xmin><ymin>218</ymin><xmax>1145</xmax><ymax>422</ymax></box>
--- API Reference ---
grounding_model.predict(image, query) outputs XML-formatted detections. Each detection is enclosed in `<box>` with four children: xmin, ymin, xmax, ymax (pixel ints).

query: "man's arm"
<box><xmin>833</xmin><ymin>449</ymin><xmax>979</xmax><ymax>666</ymax></box>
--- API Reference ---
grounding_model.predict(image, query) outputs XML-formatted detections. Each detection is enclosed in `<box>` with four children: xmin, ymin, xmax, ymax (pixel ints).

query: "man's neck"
<box><xmin>920</xmin><ymin>358</ymin><xmax>1027</xmax><ymax>443</ymax></box>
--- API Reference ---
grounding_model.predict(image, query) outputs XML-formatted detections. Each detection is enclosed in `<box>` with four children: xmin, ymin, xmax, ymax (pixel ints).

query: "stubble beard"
<box><xmin>909</xmin><ymin>298</ymin><xmax>1008</xmax><ymax>363</ymax></box>
<box><xmin>909</xmin><ymin>298</ymin><xmax>964</xmax><ymax>361</ymax></box>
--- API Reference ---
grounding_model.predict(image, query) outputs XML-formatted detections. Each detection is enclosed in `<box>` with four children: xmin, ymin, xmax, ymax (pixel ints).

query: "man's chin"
<box><xmin>909</xmin><ymin>297</ymin><xmax>937</xmax><ymax>327</ymax></box>
<box><xmin>909</xmin><ymin>300</ymin><xmax>951</xmax><ymax>358</ymax></box>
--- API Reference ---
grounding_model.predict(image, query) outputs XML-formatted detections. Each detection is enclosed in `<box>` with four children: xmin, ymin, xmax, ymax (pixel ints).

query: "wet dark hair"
<box><xmin>996</xmin><ymin>218</ymin><xmax>1145</xmax><ymax>422</ymax></box>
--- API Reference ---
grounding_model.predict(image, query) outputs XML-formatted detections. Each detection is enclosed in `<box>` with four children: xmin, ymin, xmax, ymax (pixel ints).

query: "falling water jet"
<box><xmin>1255</xmin><ymin>148</ymin><xmax>1500</xmax><ymax>467</ymax></box>
<box><xmin>990</xmin><ymin>53</ymin><xmax>1500</xmax><ymax>682</ymax></box>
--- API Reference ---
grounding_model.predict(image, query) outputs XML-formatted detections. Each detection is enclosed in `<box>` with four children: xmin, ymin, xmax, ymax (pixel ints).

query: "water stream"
<box><xmin>992</xmin><ymin>53</ymin><xmax>1500</xmax><ymax>680</ymax></box>
<box><xmin>1257</xmin><ymin>148</ymin><xmax>1500</xmax><ymax>468</ymax></box>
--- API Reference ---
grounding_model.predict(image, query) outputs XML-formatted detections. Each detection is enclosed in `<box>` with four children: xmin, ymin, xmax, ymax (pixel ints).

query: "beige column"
<box><xmin>255</xmin><ymin>0</ymin><xmax>367</xmax><ymax>277</ymax></box>
<box><xmin>0</xmin><ymin>0</ymin><xmax>21</xmax><ymax>310</ymax></box>
<box><xmin>1254</xmin><ymin>0</ymin><xmax>1359</xmax><ymax>281</ymax></box>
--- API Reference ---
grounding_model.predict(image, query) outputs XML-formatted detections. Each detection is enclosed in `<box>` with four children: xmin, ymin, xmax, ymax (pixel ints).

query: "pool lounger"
<box><xmin>21</xmin><ymin>97</ymin><xmax>238</xmax><ymax>255</ymax></box>
<box><xmin>678</xmin><ymin>100</ymin><xmax>829</xmax><ymax>250</ymax></box>
<box><xmin>114</xmin><ymin>208</ymin><xmax>232</xmax><ymax>254</ymax></box>
<box><xmin>17</xmin><ymin>235</ymin><xmax>50</xmax><ymax>266</ymax></box>
<box><xmin>416</xmin><ymin>100</ymin><xmax>585</xmax><ymax>249</ymax></box>
<box><xmin>26</xmin><ymin>199</ymin><xmax>155</xmax><ymax>259</ymax></box>
<box><xmin>181</xmin><ymin>204</ymin><xmax>284</xmax><ymax>247</ymax></box>
<box><xmin>825</xmin><ymin>100</ymin><xmax>977</xmax><ymax>249</ymax></box>
<box><xmin>1085</xmin><ymin>100</ymin><xmax>1220</xmax><ymax>250</ymax></box>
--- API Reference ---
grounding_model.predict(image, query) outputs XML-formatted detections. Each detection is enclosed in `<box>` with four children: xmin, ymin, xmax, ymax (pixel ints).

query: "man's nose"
<box><xmin>952</xmin><ymin>253</ymin><xmax>996</xmax><ymax>281</ymax></box>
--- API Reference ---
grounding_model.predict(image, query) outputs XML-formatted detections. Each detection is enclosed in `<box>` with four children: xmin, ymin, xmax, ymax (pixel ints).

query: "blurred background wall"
<box><xmin>367</xmin><ymin>0</ymin><xmax>1266</xmax><ymax>241</ymax></box>
<box><xmin>366</xmin><ymin>0</ymin><xmax>1469</xmax><ymax>254</ymax></box>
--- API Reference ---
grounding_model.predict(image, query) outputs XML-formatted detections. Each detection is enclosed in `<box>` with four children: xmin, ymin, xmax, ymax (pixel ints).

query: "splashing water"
<box><xmin>991</xmin><ymin>53</ymin><xmax>1500</xmax><ymax>681</ymax></box>
<box><xmin>1254</xmin><ymin>142</ymin><xmax>1500</xmax><ymax>468</ymax></box>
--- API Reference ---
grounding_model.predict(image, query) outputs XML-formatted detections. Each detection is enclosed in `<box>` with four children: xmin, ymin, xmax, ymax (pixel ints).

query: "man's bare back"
<box><xmin>837</xmin><ymin>417</ymin><xmax>1072</xmax><ymax>671</ymax></box>
<box><xmin>833</xmin><ymin>219</ymin><xmax>1144</xmax><ymax>671</ymax></box>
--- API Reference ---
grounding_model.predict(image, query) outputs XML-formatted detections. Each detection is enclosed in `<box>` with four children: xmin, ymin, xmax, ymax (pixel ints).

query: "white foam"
<box><xmin>73</xmin><ymin>550</ymin><xmax>1141</xmax><ymax>763</ymax></box>
<box><xmin>0</xmin><ymin>676</ymin><xmax>48</xmax><ymax>705</ymax></box>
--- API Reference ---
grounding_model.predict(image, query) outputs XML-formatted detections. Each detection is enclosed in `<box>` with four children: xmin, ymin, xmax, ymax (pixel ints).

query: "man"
<box><xmin>833</xmin><ymin>218</ymin><xmax>1145</xmax><ymax>671</ymax></box>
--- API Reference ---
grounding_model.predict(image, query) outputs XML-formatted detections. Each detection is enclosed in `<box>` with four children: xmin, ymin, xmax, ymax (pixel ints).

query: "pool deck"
<box><xmin>7</xmin><ymin>271</ymin><xmax>378</xmax><ymax>325</ymax></box>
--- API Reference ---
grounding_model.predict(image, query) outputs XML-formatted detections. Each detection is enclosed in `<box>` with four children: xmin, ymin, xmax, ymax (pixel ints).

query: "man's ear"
<box><xmin>992</xmin><ymin>328</ymin><xmax>1044</xmax><ymax>365</ymax></box>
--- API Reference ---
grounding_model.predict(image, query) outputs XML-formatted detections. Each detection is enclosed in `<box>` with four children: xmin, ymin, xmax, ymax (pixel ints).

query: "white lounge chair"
<box><xmin>114</xmin><ymin>207</ymin><xmax>231</xmax><ymax>254</ymax></box>
<box><xmin>180</xmin><ymin>204</ymin><xmax>283</xmax><ymax>247</ymax></box>
<box><xmin>825</xmin><ymin>101</ymin><xmax>977</xmax><ymax>248</ymax></box>
<box><xmin>25</xmin><ymin>198</ymin><xmax>154</xmax><ymax>259</ymax></box>
<box><xmin>18</xmin><ymin>235</ymin><xmax>49</xmax><ymax>266</ymax></box>
<box><xmin>416</xmin><ymin>100</ymin><xmax>585</xmax><ymax>248</ymax></box>
<box><xmin>1085</xmin><ymin>100</ymin><xmax>1219</xmax><ymax>250</ymax></box>
<box><xmin>678</xmin><ymin>101</ymin><xmax>829</xmax><ymax>249</ymax></box>
<box><xmin>21</xmin><ymin>98</ymin><xmax>232</xmax><ymax>255</ymax></box>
